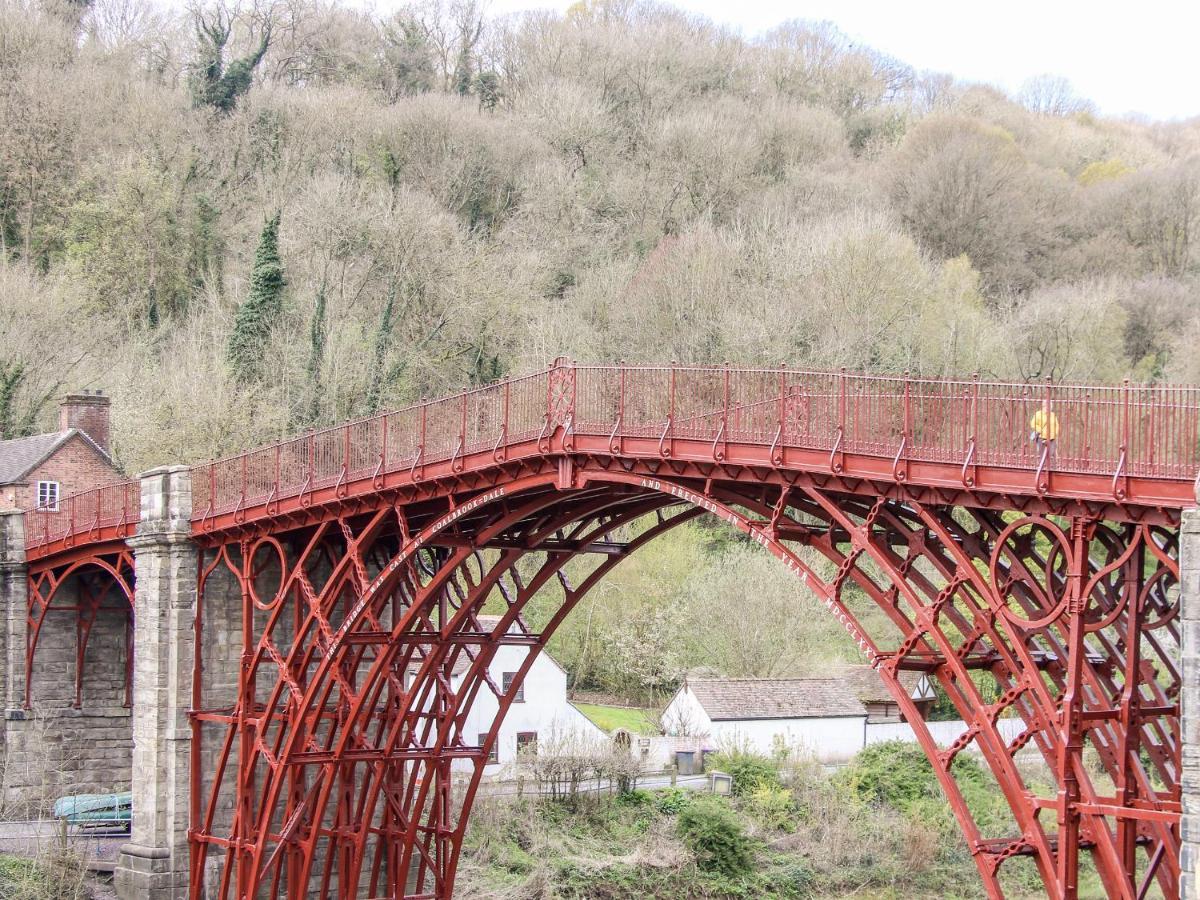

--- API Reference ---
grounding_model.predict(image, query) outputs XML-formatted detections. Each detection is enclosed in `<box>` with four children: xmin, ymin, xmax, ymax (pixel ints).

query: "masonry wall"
<box><xmin>1180</xmin><ymin>507</ymin><xmax>1200</xmax><ymax>898</ymax></box>
<box><xmin>0</xmin><ymin>433</ymin><xmax>122</xmax><ymax>511</ymax></box>
<box><xmin>1</xmin><ymin>580</ymin><xmax>132</xmax><ymax>814</ymax></box>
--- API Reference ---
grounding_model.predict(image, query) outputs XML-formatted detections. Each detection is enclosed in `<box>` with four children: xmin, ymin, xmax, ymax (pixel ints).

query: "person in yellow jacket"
<box><xmin>1029</xmin><ymin>402</ymin><xmax>1059</xmax><ymax>458</ymax></box>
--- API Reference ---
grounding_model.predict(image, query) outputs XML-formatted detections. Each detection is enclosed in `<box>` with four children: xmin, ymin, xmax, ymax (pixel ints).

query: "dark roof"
<box><xmin>406</xmin><ymin>649</ymin><xmax>473</xmax><ymax>677</ymax></box>
<box><xmin>687</xmin><ymin>677</ymin><xmax>867</xmax><ymax>720</ymax></box>
<box><xmin>0</xmin><ymin>431</ymin><xmax>73</xmax><ymax>485</ymax></box>
<box><xmin>0</xmin><ymin>428</ymin><xmax>114</xmax><ymax>487</ymax></box>
<box><xmin>834</xmin><ymin>665</ymin><xmax>933</xmax><ymax>705</ymax></box>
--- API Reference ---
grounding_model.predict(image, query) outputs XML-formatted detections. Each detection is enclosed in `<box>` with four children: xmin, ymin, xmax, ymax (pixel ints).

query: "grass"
<box><xmin>457</xmin><ymin>742</ymin><xmax>1119</xmax><ymax>900</ymax></box>
<box><xmin>573</xmin><ymin>702</ymin><xmax>660</xmax><ymax>735</ymax></box>
<box><xmin>0</xmin><ymin>850</ymin><xmax>88</xmax><ymax>900</ymax></box>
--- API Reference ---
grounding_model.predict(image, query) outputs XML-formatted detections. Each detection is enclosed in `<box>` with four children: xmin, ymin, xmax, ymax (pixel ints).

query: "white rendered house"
<box><xmin>660</xmin><ymin>677</ymin><xmax>869</xmax><ymax>763</ymax></box>
<box><xmin>407</xmin><ymin>615</ymin><xmax>605</xmax><ymax>774</ymax></box>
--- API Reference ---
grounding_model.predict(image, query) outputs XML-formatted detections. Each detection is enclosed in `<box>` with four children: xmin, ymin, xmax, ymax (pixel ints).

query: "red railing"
<box><xmin>188</xmin><ymin>362</ymin><xmax>1200</xmax><ymax>522</ymax></box>
<box><xmin>21</xmin><ymin>363</ymin><xmax>1200</xmax><ymax>551</ymax></box>
<box><xmin>23</xmin><ymin>478</ymin><xmax>140</xmax><ymax>552</ymax></box>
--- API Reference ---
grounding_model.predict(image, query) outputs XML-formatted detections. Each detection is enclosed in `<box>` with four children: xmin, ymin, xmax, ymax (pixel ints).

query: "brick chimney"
<box><xmin>59</xmin><ymin>390</ymin><xmax>111</xmax><ymax>454</ymax></box>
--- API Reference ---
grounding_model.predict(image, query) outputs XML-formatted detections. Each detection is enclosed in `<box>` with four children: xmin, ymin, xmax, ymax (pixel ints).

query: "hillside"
<box><xmin>2</xmin><ymin>0</ymin><xmax>1198</xmax><ymax>476</ymax></box>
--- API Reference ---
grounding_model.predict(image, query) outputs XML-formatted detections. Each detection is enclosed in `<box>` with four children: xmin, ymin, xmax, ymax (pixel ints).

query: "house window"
<box><xmin>516</xmin><ymin>731</ymin><xmax>537</xmax><ymax>756</ymax></box>
<box><xmin>502</xmin><ymin>672</ymin><xmax>524</xmax><ymax>703</ymax></box>
<box><xmin>36</xmin><ymin>481</ymin><xmax>60</xmax><ymax>511</ymax></box>
<box><xmin>478</xmin><ymin>733</ymin><xmax>498</xmax><ymax>764</ymax></box>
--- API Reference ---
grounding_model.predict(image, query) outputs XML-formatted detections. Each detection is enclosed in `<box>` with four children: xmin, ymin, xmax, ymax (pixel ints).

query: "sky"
<box><xmin>476</xmin><ymin>0</ymin><xmax>1199</xmax><ymax>121</ymax></box>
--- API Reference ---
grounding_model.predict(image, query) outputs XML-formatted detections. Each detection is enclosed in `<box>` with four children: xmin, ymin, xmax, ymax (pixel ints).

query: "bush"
<box><xmin>654</xmin><ymin>787</ymin><xmax>693</xmax><ymax>815</ymax></box>
<box><xmin>676</xmin><ymin>797</ymin><xmax>754</xmax><ymax>877</ymax></box>
<box><xmin>748</xmin><ymin>783</ymin><xmax>796</xmax><ymax>832</ymax></box>
<box><xmin>760</xmin><ymin>858</ymin><xmax>816</xmax><ymax>895</ymax></box>
<box><xmin>837</xmin><ymin>740</ymin><xmax>987</xmax><ymax>816</ymax></box>
<box><xmin>616</xmin><ymin>788</ymin><xmax>653</xmax><ymax>808</ymax></box>
<box><xmin>707</xmin><ymin>747</ymin><xmax>781</xmax><ymax>796</ymax></box>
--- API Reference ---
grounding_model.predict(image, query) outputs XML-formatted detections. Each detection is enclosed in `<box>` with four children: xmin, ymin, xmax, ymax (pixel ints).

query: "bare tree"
<box><xmin>1018</xmin><ymin>74</ymin><xmax>1093</xmax><ymax>117</ymax></box>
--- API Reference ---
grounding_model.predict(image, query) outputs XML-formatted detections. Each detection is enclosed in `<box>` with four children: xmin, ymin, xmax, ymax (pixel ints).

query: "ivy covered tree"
<box><xmin>227</xmin><ymin>213</ymin><xmax>284</xmax><ymax>385</ymax></box>
<box><xmin>295</xmin><ymin>285</ymin><xmax>327</xmax><ymax>426</ymax></box>
<box><xmin>474</xmin><ymin>71</ymin><xmax>501</xmax><ymax>111</ymax></box>
<box><xmin>189</xmin><ymin>9</ymin><xmax>271</xmax><ymax>113</ymax></box>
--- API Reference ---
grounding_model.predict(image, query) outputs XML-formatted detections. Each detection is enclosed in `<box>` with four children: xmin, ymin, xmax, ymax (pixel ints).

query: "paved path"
<box><xmin>0</xmin><ymin>817</ymin><xmax>126</xmax><ymax>871</ymax></box>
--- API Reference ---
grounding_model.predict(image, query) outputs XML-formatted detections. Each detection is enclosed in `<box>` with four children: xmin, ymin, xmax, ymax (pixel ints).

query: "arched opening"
<box><xmin>189</xmin><ymin>471</ymin><xmax>1179</xmax><ymax>900</ymax></box>
<box><xmin>17</xmin><ymin>550</ymin><xmax>133</xmax><ymax>816</ymax></box>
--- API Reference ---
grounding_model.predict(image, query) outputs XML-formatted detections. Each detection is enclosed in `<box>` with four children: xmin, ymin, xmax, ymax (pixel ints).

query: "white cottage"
<box><xmin>416</xmin><ymin>616</ymin><xmax>605</xmax><ymax>774</ymax></box>
<box><xmin>835</xmin><ymin>665</ymin><xmax>937</xmax><ymax>723</ymax></box>
<box><xmin>661</xmin><ymin>677</ymin><xmax>868</xmax><ymax>763</ymax></box>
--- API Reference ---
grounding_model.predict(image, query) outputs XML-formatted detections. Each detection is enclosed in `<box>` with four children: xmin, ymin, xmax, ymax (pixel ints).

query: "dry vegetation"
<box><xmin>455</xmin><ymin>742</ymin><xmax>1082</xmax><ymax>899</ymax></box>
<box><xmin>1</xmin><ymin>0</ymin><xmax>1199</xmax><ymax>472</ymax></box>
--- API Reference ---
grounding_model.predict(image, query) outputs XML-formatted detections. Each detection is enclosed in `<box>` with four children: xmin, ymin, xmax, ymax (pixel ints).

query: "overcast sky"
<box><xmin>471</xmin><ymin>0</ymin><xmax>1197</xmax><ymax>121</ymax></box>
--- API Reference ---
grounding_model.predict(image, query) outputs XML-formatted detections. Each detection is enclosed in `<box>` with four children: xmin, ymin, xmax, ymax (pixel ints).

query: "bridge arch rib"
<box><xmin>26</xmin><ymin>545</ymin><xmax>135</xmax><ymax>711</ymax></box>
<box><xmin>189</xmin><ymin>463</ymin><xmax>1180</xmax><ymax>900</ymax></box>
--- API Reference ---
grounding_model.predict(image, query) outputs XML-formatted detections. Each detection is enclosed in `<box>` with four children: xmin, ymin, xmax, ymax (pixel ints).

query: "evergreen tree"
<box><xmin>474</xmin><ymin>72</ymin><xmax>501</xmax><ymax>111</ymax></box>
<box><xmin>469</xmin><ymin>345</ymin><xmax>503</xmax><ymax>385</ymax></box>
<box><xmin>381</xmin><ymin>15</ymin><xmax>435</xmax><ymax>100</ymax></box>
<box><xmin>227</xmin><ymin>213</ymin><xmax>285</xmax><ymax>385</ymax></box>
<box><xmin>0</xmin><ymin>363</ymin><xmax>26</xmax><ymax>440</ymax></box>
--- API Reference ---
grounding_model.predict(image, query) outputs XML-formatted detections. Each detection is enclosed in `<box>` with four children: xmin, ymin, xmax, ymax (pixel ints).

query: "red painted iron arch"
<box><xmin>188</xmin><ymin>461</ymin><xmax>1180</xmax><ymax>899</ymax></box>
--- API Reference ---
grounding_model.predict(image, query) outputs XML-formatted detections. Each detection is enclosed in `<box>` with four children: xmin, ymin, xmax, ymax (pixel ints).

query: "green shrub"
<box><xmin>837</xmin><ymin>740</ymin><xmax>987</xmax><ymax>817</ymax></box>
<box><xmin>676</xmin><ymin>797</ymin><xmax>753</xmax><ymax>877</ymax></box>
<box><xmin>616</xmin><ymin>788</ymin><xmax>653</xmax><ymax>808</ymax></box>
<box><xmin>748</xmin><ymin>783</ymin><xmax>796</xmax><ymax>832</ymax></box>
<box><xmin>654</xmin><ymin>787</ymin><xmax>693</xmax><ymax>815</ymax></box>
<box><xmin>760</xmin><ymin>858</ymin><xmax>816</xmax><ymax>895</ymax></box>
<box><xmin>707</xmin><ymin>748</ymin><xmax>781</xmax><ymax>796</ymax></box>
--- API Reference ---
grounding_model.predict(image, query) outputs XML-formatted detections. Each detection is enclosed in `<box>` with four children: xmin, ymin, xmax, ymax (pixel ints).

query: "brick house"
<box><xmin>0</xmin><ymin>392</ymin><xmax>121</xmax><ymax>511</ymax></box>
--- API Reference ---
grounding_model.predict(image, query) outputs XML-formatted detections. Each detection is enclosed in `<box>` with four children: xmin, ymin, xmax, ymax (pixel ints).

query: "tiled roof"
<box><xmin>0</xmin><ymin>427</ymin><xmax>115</xmax><ymax>488</ymax></box>
<box><xmin>406</xmin><ymin>649</ymin><xmax>474</xmax><ymax>677</ymax></box>
<box><xmin>687</xmin><ymin>677</ymin><xmax>867</xmax><ymax>721</ymax></box>
<box><xmin>0</xmin><ymin>431</ymin><xmax>73</xmax><ymax>485</ymax></box>
<box><xmin>834</xmin><ymin>665</ymin><xmax>932</xmax><ymax>704</ymax></box>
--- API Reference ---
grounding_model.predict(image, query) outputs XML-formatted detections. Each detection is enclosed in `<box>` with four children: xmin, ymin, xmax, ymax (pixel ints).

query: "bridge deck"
<box><xmin>21</xmin><ymin>362</ymin><xmax>1200</xmax><ymax>555</ymax></box>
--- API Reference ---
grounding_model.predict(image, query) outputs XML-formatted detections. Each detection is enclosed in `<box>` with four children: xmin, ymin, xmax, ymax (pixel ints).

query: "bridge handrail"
<box><xmin>187</xmin><ymin>362</ymin><xmax>1200</xmax><ymax>522</ymax></box>
<box><xmin>22</xmin><ymin>478</ymin><xmax>140</xmax><ymax>551</ymax></box>
<box><xmin>21</xmin><ymin>362</ymin><xmax>1200</xmax><ymax>550</ymax></box>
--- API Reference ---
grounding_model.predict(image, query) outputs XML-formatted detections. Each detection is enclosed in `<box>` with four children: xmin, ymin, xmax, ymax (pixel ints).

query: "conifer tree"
<box><xmin>227</xmin><ymin>213</ymin><xmax>285</xmax><ymax>385</ymax></box>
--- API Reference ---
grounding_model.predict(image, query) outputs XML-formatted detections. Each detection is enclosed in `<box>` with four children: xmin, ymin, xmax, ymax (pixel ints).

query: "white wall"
<box><xmin>660</xmin><ymin>685</ymin><xmax>714</xmax><ymax>737</ymax></box>
<box><xmin>866</xmin><ymin>717</ymin><xmax>1028</xmax><ymax>751</ymax></box>
<box><xmin>456</xmin><ymin>642</ymin><xmax>604</xmax><ymax>774</ymax></box>
<box><xmin>708</xmin><ymin>717</ymin><xmax>867</xmax><ymax>763</ymax></box>
<box><xmin>661</xmin><ymin>685</ymin><xmax>866</xmax><ymax>763</ymax></box>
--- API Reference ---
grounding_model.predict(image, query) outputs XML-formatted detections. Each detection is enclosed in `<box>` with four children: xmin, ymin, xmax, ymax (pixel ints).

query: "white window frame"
<box><xmin>36</xmin><ymin>480</ymin><xmax>60</xmax><ymax>512</ymax></box>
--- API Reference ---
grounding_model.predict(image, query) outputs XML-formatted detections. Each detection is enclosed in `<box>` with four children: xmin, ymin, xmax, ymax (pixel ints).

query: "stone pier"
<box><xmin>114</xmin><ymin>466</ymin><xmax>197</xmax><ymax>899</ymax></box>
<box><xmin>0</xmin><ymin>510</ymin><xmax>132</xmax><ymax>814</ymax></box>
<box><xmin>0</xmin><ymin>510</ymin><xmax>25</xmax><ymax>780</ymax></box>
<box><xmin>1182</xmin><ymin>506</ymin><xmax>1200</xmax><ymax>898</ymax></box>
